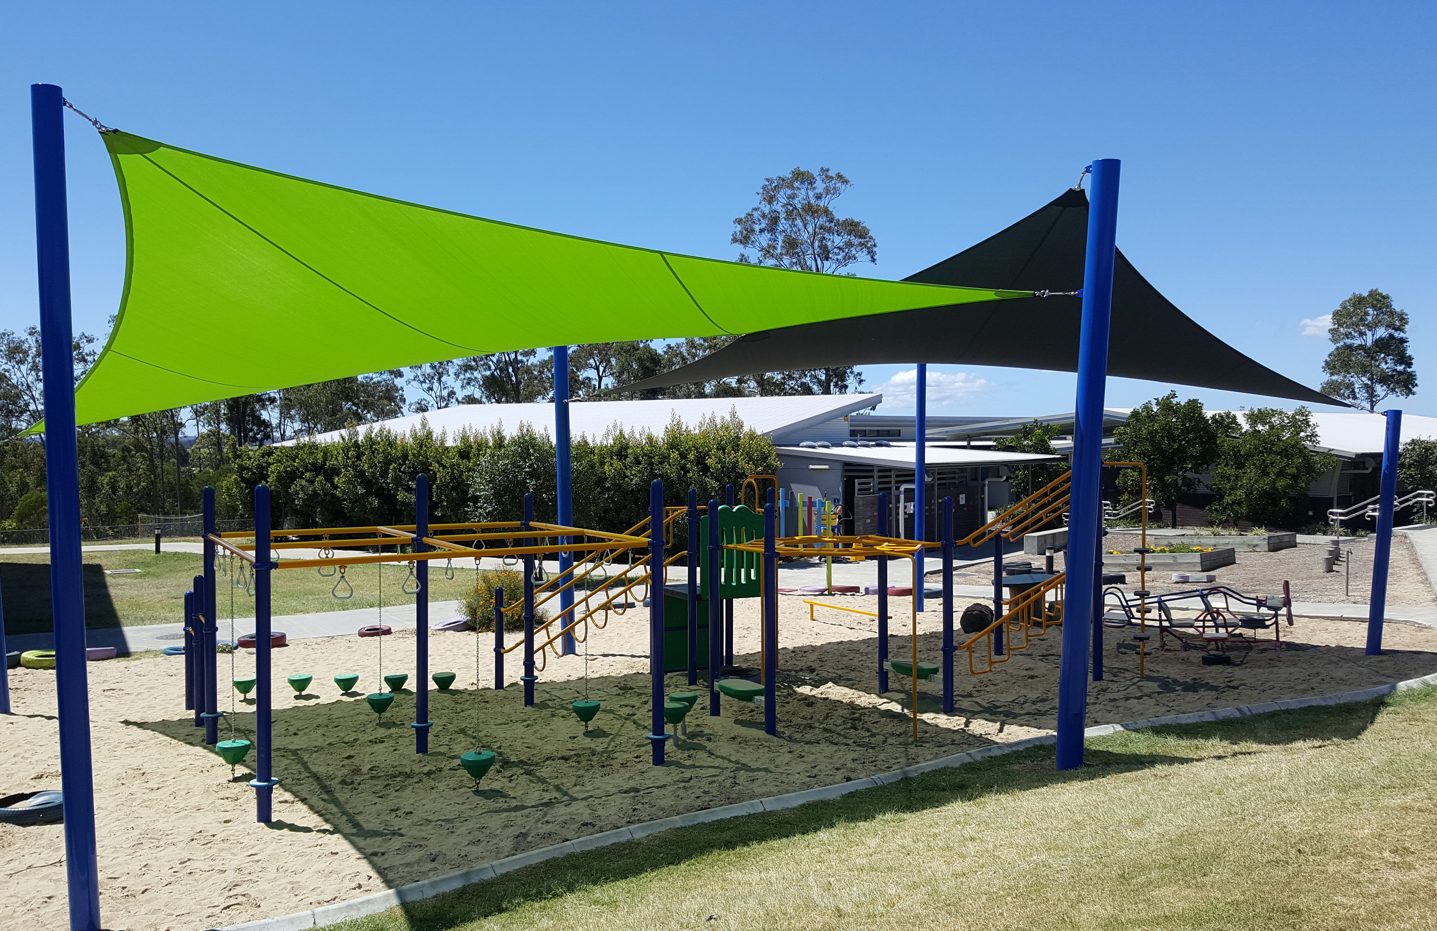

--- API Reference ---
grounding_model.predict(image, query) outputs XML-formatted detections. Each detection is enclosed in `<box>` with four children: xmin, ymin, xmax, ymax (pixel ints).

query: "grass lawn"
<box><xmin>0</xmin><ymin>549</ymin><xmax>482</xmax><ymax>634</ymax></box>
<box><xmin>333</xmin><ymin>688</ymin><xmax>1437</xmax><ymax>931</ymax></box>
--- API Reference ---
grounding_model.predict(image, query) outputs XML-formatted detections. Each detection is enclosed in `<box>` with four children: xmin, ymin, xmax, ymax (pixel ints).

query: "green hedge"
<box><xmin>228</xmin><ymin>414</ymin><xmax>778</xmax><ymax>532</ymax></box>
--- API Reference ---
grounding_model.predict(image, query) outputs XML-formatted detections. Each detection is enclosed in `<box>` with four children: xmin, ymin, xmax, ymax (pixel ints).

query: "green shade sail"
<box><xmin>61</xmin><ymin>131</ymin><xmax>1030</xmax><ymax>427</ymax></box>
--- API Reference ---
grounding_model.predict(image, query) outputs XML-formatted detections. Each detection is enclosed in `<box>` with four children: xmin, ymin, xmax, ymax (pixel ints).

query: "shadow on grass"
<box><xmin>1</xmin><ymin>560</ymin><xmax>121</xmax><ymax>636</ymax></box>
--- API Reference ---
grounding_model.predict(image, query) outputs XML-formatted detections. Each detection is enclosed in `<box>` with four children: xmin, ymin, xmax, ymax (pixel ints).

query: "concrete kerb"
<box><xmin>222</xmin><ymin>669</ymin><xmax>1437</xmax><ymax>931</ymax></box>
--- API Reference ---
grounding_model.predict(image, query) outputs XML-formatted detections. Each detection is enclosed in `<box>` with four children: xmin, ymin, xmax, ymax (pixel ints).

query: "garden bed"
<box><xmin>1142</xmin><ymin>530</ymin><xmax>1295</xmax><ymax>552</ymax></box>
<box><xmin>1103</xmin><ymin>546</ymin><xmax>1236</xmax><ymax>571</ymax></box>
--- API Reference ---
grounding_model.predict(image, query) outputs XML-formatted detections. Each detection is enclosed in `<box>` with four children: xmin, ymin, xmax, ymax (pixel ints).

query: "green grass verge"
<box><xmin>331</xmin><ymin>688</ymin><xmax>1437</xmax><ymax>931</ymax></box>
<box><xmin>0</xmin><ymin>550</ymin><xmax>481</xmax><ymax>634</ymax></box>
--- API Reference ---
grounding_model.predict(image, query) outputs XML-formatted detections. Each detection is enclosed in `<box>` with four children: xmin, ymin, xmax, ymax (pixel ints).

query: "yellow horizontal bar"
<box><xmin>805</xmin><ymin>600</ymin><xmax>878</xmax><ymax>620</ymax></box>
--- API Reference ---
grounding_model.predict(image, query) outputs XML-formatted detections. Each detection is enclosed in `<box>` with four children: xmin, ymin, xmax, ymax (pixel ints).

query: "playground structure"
<box><xmin>22</xmin><ymin>84</ymin><xmax>1412</xmax><ymax>931</ymax></box>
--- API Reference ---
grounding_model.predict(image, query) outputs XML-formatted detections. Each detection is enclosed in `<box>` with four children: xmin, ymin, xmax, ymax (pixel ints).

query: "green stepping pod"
<box><xmin>716</xmin><ymin>678</ymin><xmax>765</xmax><ymax>702</ymax></box>
<box><xmin>571</xmin><ymin>699</ymin><xmax>601</xmax><ymax>728</ymax></box>
<box><xmin>383</xmin><ymin>673</ymin><xmax>409</xmax><ymax>693</ymax></box>
<box><xmin>432</xmin><ymin>671</ymin><xmax>457</xmax><ymax>691</ymax></box>
<box><xmin>287</xmin><ymin>673</ymin><xmax>313</xmax><ymax>695</ymax></box>
<box><xmin>670</xmin><ymin>691</ymin><xmax>699</xmax><ymax>711</ymax></box>
<box><xmin>459</xmin><ymin>749</ymin><xmax>496</xmax><ymax>785</ymax></box>
<box><xmin>366</xmin><ymin>691</ymin><xmax>396</xmax><ymax>717</ymax></box>
<box><xmin>663</xmin><ymin>700</ymin><xmax>690</xmax><ymax>727</ymax></box>
<box><xmin>890</xmin><ymin>660</ymin><xmax>940</xmax><ymax>680</ymax></box>
<box><xmin>233</xmin><ymin>678</ymin><xmax>256</xmax><ymax>696</ymax></box>
<box><xmin>216</xmin><ymin>738</ymin><xmax>252</xmax><ymax>768</ymax></box>
<box><xmin>333</xmin><ymin>673</ymin><xmax>360</xmax><ymax>693</ymax></box>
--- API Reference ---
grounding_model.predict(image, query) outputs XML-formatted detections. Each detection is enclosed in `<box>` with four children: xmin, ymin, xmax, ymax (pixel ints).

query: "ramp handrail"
<box><xmin>1327</xmin><ymin>489</ymin><xmax>1435</xmax><ymax>527</ymax></box>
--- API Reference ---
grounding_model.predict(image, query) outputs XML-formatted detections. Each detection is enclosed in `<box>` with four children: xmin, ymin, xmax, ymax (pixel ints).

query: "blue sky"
<box><xmin>3</xmin><ymin>2</ymin><xmax>1433</xmax><ymax>417</ymax></box>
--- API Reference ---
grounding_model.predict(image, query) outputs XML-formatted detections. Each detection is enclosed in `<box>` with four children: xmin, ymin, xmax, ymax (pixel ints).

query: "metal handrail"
<box><xmin>1327</xmin><ymin>489</ymin><xmax>1435</xmax><ymax>527</ymax></box>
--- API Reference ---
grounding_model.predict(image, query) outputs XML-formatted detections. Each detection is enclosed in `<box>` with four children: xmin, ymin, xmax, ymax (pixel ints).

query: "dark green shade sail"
<box><xmin>60</xmin><ymin>131</ymin><xmax>1030</xmax><ymax>427</ymax></box>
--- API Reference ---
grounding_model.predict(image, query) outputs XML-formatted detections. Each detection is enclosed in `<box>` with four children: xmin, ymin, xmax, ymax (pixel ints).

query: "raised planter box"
<box><xmin>1142</xmin><ymin>530</ymin><xmax>1295</xmax><ymax>552</ymax></box>
<box><xmin>1022</xmin><ymin>527</ymin><xmax>1068</xmax><ymax>555</ymax></box>
<box><xmin>1103</xmin><ymin>547</ymin><xmax>1236</xmax><ymax>572</ymax></box>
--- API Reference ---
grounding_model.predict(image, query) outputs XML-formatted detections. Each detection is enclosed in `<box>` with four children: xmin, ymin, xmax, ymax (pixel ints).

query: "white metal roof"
<box><xmin>777</xmin><ymin>444</ymin><xmax>1058</xmax><ymax>470</ymax></box>
<box><xmin>1244</xmin><ymin>410</ymin><xmax>1437</xmax><ymax>458</ymax></box>
<box><xmin>288</xmin><ymin>393</ymin><xmax>884</xmax><ymax>444</ymax></box>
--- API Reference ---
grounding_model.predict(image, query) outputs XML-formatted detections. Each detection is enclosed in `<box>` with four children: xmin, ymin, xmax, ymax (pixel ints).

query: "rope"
<box><xmin>62</xmin><ymin>99</ymin><xmax>116</xmax><ymax>134</ymax></box>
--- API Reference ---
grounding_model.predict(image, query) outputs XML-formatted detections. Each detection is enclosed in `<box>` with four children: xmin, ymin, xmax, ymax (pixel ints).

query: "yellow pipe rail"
<box><xmin>805</xmin><ymin>600</ymin><xmax>878</xmax><ymax>622</ymax></box>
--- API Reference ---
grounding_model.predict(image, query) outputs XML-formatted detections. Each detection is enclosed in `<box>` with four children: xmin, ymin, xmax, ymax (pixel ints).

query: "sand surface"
<box><xmin>4</xmin><ymin>590</ymin><xmax>1437</xmax><ymax>930</ymax></box>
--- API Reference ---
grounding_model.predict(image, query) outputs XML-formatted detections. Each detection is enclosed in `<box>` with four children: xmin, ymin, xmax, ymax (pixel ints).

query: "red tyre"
<box><xmin>357</xmin><ymin>625</ymin><xmax>392</xmax><ymax>638</ymax></box>
<box><xmin>238</xmin><ymin>631</ymin><xmax>288</xmax><ymax>648</ymax></box>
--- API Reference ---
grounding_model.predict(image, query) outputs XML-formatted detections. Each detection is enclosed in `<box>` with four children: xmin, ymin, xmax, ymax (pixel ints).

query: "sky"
<box><xmin>2</xmin><ymin>2</ymin><xmax>1434</xmax><ymax>419</ymax></box>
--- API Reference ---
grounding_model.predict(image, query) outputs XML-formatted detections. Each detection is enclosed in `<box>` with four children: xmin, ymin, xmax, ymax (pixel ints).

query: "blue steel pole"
<box><xmin>493</xmin><ymin>588</ymin><xmax>505</xmax><ymax>690</ymax></box>
<box><xmin>522</xmin><ymin>555</ymin><xmax>536</xmax><ymax>706</ymax></box>
<box><xmin>647</xmin><ymin>480</ymin><xmax>668</xmax><ymax>764</ymax></box>
<box><xmin>915</xmin><ymin>363</ymin><xmax>927</xmax><ymax>612</ymax></box>
<box><xmin>0</xmin><ymin>579</ymin><xmax>8</xmax><ymax>714</ymax></box>
<box><xmin>724</xmin><ymin>483</ymin><xmax>736</xmax><ymax>665</ymax></box>
<box><xmin>1367</xmin><ymin>410</ymin><xmax>1402</xmax><ymax>655</ymax></box>
<box><xmin>203</xmin><ymin>487</ymin><xmax>218</xmax><ymax>737</ymax></box>
<box><xmin>198</xmin><ymin>573</ymin><xmax>218</xmax><ymax>745</ymax></box>
<box><xmin>1091</xmin><ymin>519</ymin><xmax>1104</xmax><ymax>681</ymax></box>
<box><xmin>876</xmin><ymin>491</ymin><xmax>890</xmax><ymax>693</ymax></box>
<box><xmin>185</xmin><ymin>591</ymin><xmax>198</xmax><ymax>721</ymax></box>
<box><xmin>1055</xmin><ymin>159</ymin><xmax>1121</xmax><ymax>772</ymax></box>
<box><xmin>706</xmin><ymin>497</ymin><xmax>722</xmax><ymax>715</ymax></box>
<box><xmin>941</xmin><ymin>497</ymin><xmax>956</xmax><ymax>713</ymax></box>
<box><xmin>553</xmin><ymin>346</ymin><xmax>576</xmax><ymax>656</ymax></box>
<box><xmin>413</xmin><ymin>474</ymin><xmax>431</xmax><ymax>753</ymax></box>
<box><xmin>32</xmin><ymin>82</ymin><xmax>101</xmax><ymax>931</ymax></box>
<box><xmin>251</xmin><ymin>484</ymin><xmax>276</xmax><ymax>822</ymax></box>
<box><xmin>762</xmin><ymin>491</ymin><xmax>778</xmax><ymax>736</ymax></box>
<box><xmin>686</xmin><ymin>488</ymin><xmax>699</xmax><ymax>686</ymax></box>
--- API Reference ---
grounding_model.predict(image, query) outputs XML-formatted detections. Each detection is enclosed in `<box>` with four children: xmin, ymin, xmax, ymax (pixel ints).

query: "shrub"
<box><xmin>461</xmin><ymin>568</ymin><xmax>544</xmax><ymax>632</ymax></box>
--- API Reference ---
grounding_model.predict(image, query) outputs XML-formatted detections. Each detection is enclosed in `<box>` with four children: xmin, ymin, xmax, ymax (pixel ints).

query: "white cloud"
<box><xmin>878</xmin><ymin>367</ymin><xmax>989</xmax><ymax>410</ymax></box>
<box><xmin>1300</xmin><ymin>314</ymin><xmax>1332</xmax><ymax>337</ymax></box>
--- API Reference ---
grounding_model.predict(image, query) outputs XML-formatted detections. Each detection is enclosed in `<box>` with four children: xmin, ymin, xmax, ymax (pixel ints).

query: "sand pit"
<box><xmin>4</xmin><ymin>593</ymin><xmax>1437</xmax><ymax>929</ymax></box>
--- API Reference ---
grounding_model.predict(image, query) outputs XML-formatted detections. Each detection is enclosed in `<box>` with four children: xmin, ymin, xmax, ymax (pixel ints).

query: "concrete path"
<box><xmin>1398</xmin><ymin>525</ymin><xmax>1437</xmax><ymax>596</ymax></box>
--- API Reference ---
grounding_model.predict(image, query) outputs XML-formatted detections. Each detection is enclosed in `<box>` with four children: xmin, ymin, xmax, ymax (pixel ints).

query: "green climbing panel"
<box><xmin>698</xmin><ymin>505</ymin><xmax>763</xmax><ymax>600</ymax></box>
<box><xmin>662</xmin><ymin>585</ymin><xmax>710</xmax><ymax>674</ymax></box>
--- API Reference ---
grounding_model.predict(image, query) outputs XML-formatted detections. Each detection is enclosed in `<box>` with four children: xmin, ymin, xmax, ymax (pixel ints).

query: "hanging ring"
<box><xmin>317</xmin><ymin>544</ymin><xmax>337</xmax><ymax>578</ymax></box>
<box><xmin>332</xmin><ymin>564</ymin><xmax>355</xmax><ymax>600</ymax></box>
<box><xmin>402</xmin><ymin>560</ymin><xmax>421</xmax><ymax>596</ymax></box>
<box><xmin>444</xmin><ymin>558</ymin><xmax>455</xmax><ymax>581</ymax></box>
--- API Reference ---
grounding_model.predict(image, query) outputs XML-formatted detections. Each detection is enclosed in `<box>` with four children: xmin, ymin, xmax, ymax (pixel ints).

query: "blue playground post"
<box><xmin>412</xmin><ymin>474</ymin><xmax>432</xmax><ymax>753</ymax></box>
<box><xmin>203</xmin><ymin>487</ymin><xmax>218</xmax><ymax>737</ymax></box>
<box><xmin>32</xmin><ymin>81</ymin><xmax>101</xmax><ymax>931</ymax></box>
<box><xmin>553</xmin><ymin>346</ymin><xmax>575</xmax><ymax>656</ymax></box>
<box><xmin>707</xmin><ymin>496</ymin><xmax>722</xmax><ymax>716</ymax></box>
<box><xmin>1368</xmin><ymin>410</ymin><xmax>1403</xmax><ymax>655</ymax></box>
<box><xmin>1091</xmin><ymin>518</ymin><xmax>1104</xmax><ymax>682</ymax></box>
<box><xmin>876</xmin><ymin>491</ymin><xmax>890</xmax><ymax>693</ymax></box>
<box><xmin>915</xmin><ymin>362</ymin><xmax>927</xmax><ymax>612</ymax></box>
<box><xmin>647</xmin><ymin>480</ymin><xmax>668</xmax><ymax>764</ymax></box>
<box><xmin>762</xmin><ymin>490</ymin><xmax>778</xmax><ymax>736</ymax></box>
<box><xmin>686</xmin><ymin>488</ymin><xmax>699</xmax><ymax>686</ymax></box>
<box><xmin>185</xmin><ymin>591</ymin><xmax>198</xmax><ymax>722</ymax></box>
<box><xmin>0</xmin><ymin>579</ymin><xmax>8</xmax><ymax>715</ymax></box>
<box><xmin>251</xmin><ymin>484</ymin><xmax>276</xmax><ymax>822</ymax></box>
<box><xmin>521</xmin><ymin>552</ymin><xmax>536</xmax><ymax>707</ymax></box>
<box><xmin>197</xmin><ymin>573</ymin><xmax>218</xmax><ymax>745</ymax></box>
<box><xmin>493</xmin><ymin>587</ymin><xmax>505</xmax><ymax>690</ymax></box>
<box><xmin>941</xmin><ymin>497</ymin><xmax>956</xmax><ymax>713</ymax></box>
<box><xmin>1055</xmin><ymin>159</ymin><xmax>1121</xmax><ymax>772</ymax></box>
<box><xmin>724</xmin><ymin>483</ymin><xmax>736</xmax><ymax>665</ymax></box>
